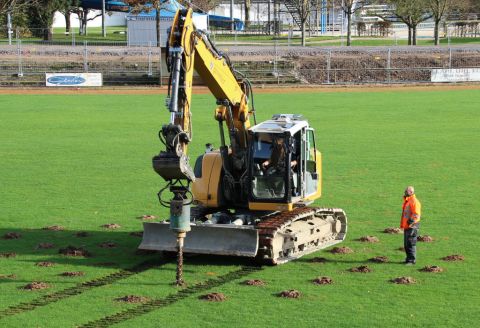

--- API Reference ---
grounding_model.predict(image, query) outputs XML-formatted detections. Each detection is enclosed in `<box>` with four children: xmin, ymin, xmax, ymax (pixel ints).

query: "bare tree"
<box><xmin>427</xmin><ymin>0</ymin><xmax>459</xmax><ymax>45</ymax></box>
<box><xmin>286</xmin><ymin>0</ymin><xmax>312</xmax><ymax>46</ymax></box>
<box><xmin>384</xmin><ymin>0</ymin><xmax>431</xmax><ymax>45</ymax></box>
<box><xmin>0</xmin><ymin>0</ymin><xmax>36</xmax><ymax>15</ymax></box>
<box><xmin>73</xmin><ymin>7</ymin><xmax>102</xmax><ymax>35</ymax></box>
<box><xmin>339</xmin><ymin>0</ymin><xmax>369</xmax><ymax>46</ymax></box>
<box><xmin>245</xmin><ymin>0</ymin><xmax>251</xmax><ymax>28</ymax></box>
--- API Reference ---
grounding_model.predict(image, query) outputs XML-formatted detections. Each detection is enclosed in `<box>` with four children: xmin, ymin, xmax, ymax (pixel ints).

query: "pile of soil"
<box><xmin>384</xmin><ymin>227</ymin><xmax>402</xmax><ymax>234</ymax></box>
<box><xmin>418</xmin><ymin>235</ymin><xmax>434</xmax><ymax>242</ymax></box>
<box><xmin>391</xmin><ymin>276</ymin><xmax>416</xmax><ymax>284</ymax></box>
<box><xmin>98</xmin><ymin>242</ymin><xmax>117</xmax><ymax>248</ymax></box>
<box><xmin>75</xmin><ymin>232</ymin><xmax>89</xmax><ymax>237</ymax></box>
<box><xmin>398</xmin><ymin>247</ymin><xmax>405</xmax><ymax>252</ymax></box>
<box><xmin>3</xmin><ymin>232</ymin><xmax>21</xmax><ymax>239</ymax></box>
<box><xmin>359</xmin><ymin>236</ymin><xmax>379</xmax><ymax>243</ymax></box>
<box><xmin>0</xmin><ymin>252</ymin><xmax>17</xmax><ymax>258</ymax></box>
<box><xmin>370</xmin><ymin>256</ymin><xmax>389</xmax><ymax>263</ymax></box>
<box><xmin>310</xmin><ymin>257</ymin><xmax>328</xmax><ymax>263</ymax></box>
<box><xmin>42</xmin><ymin>225</ymin><xmax>65</xmax><ymax>231</ymax></box>
<box><xmin>330</xmin><ymin>246</ymin><xmax>354</xmax><ymax>254</ymax></box>
<box><xmin>0</xmin><ymin>274</ymin><xmax>16</xmax><ymax>279</ymax></box>
<box><xmin>61</xmin><ymin>271</ymin><xmax>85</xmax><ymax>277</ymax></box>
<box><xmin>421</xmin><ymin>265</ymin><xmax>444</xmax><ymax>273</ymax></box>
<box><xmin>244</xmin><ymin>279</ymin><xmax>266</xmax><ymax>286</ymax></box>
<box><xmin>36</xmin><ymin>261</ymin><xmax>55</xmax><ymax>267</ymax></box>
<box><xmin>115</xmin><ymin>295</ymin><xmax>150</xmax><ymax>303</ymax></box>
<box><xmin>442</xmin><ymin>254</ymin><xmax>465</xmax><ymax>262</ymax></box>
<box><xmin>59</xmin><ymin>246</ymin><xmax>91</xmax><ymax>257</ymax></box>
<box><xmin>36</xmin><ymin>243</ymin><xmax>55</xmax><ymax>249</ymax></box>
<box><xmin>129</xmin><ymin>231</ymin><xmax>143</xmax><ymax>237</ymax></box>
<box><xmin>138</xmin><ymin>215</ymin><xmax>156</xmax><ymax>220</ymax></box>
<box><xmin>350</xmin><ymin>265</ymin><xmax>372</xmax><ymax>273</ymax></box>
<box><xmin>199</xmin><ymin>292</ymin><xmax>227</xmax><ymax>302</ymax></box>
<box><xmin>278</xmin><ymin>290</ymin><xmax>301</xmax><ymax>298</ymax></box>
<box><xmin>23</xmin><ymin>282</ymin><xmax>50</xmax><ymax>290</ymax></box>
<box><xmin>101</xmin><ymin>223</ymin><xmax>121</xmax><ymax>229</ymax></box>
<box><xmin>313</xmin><ymin>276</ymin><xmax>333</xmax><ymax>285</ymax></box>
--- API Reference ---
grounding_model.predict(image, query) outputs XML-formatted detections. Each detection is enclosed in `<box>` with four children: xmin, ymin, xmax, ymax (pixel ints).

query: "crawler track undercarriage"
<box><xmin>140</xmin><ymin>206</ymin><xmax>347</xmax><ymax>265</ymax></box>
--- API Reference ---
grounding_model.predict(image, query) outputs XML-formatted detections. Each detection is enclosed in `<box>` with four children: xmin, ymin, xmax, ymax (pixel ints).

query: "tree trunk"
<box><xmin>346</xmin><ymin>9</ymin><xmax>352</xmax><ymax>46</ymax></box>
<box><xmin>245</xmin><ymin>0</ymin><xmax>251</xmax><ymax>28</ymax></box>
<box><xmin>65</xmin><ymin>11</ymin><xmax>71</xmax><ymax>35</ymax></box>
<box><xmin>301</xmin><ymin>20</ymin><xmax>306</xmax><ymax>46</ymax></box>
<box><xmin>43</xmin><ymin>28</ymin><xmax>52</xmax><ymax>41</ymax></box>
<box><xmin>412</xmin><ymin>26</ymin><xmax>417</xmax><ymax>45</ymax></box>
<box><xmin>408</xmin><ymin>27</ymin><xmax>412</xmax><ymax>45</ymax></box>
<box><xmin>434</xmin><ymin>19</ymin><xmax>440</xmax><ymax>46</ymax></box>
<box><xmin>156</xmin><ymin>4</ymin><xmax>161</xmax><ymax>47</ymax></box>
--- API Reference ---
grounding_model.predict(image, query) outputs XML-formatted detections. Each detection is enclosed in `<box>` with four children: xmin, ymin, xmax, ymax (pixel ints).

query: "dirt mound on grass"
<box><xmin>75</xmin><ymin>232</ymin><xmax>89</xmax><ymax>237</ymax></box>
<box><xmin>0</xmin><ymin>274</ymin><xmax>16</xmax><ymax>279</ymax></box>
<box><xmin>370</xmin><ymin>256</ymin><xmax>389</xmax><ymax>263</ymax></box>
<box><xmin>129</xmin><ymin>231</ymin><xmax>143</xmax><ymax>237</ymax></box>
<box><xmin>418</xmin><ymin>235</ymin><xmax>434</xmax><ymax>242</ymax></box>
<box><xmin>101</xmin><ymin>223</ymin><xmax>121</xmax><ymax>229</ymax></box>
<box><xmin>350</xmin><ymin>265</ymin><xmax>372</xmax><ymax>273</ymax></box>
<box><xmin>61</xmin><ymin>271</ymin><xmax>85</xmax><ymax>277</ymax></box>
<box><xmin>391</xmin><ymin>276</ymin><xmax>416</xmax><ymax>284</ymax></box>
<box><xmin>0</xmin><ymin>252</ymin><xmax>17</xmax><ymax>258</ymax></box>
<box><xmin>42</xmin><ymin>225</ymin><xmax>65</xmax><ymax>231</ymax></box>
<box><xmin>59</xmin><ymin>246</ymin><xmax>91</xmax><ymax>257</ymax></box>
<box><xmin>200</xmin><ymin>292</ymin><xmax>227</xmax><ymax>302</ymax></box>
<box><xmin>397</xmin><ymin>247</ymin><xmax>405</xmax><ymax>252</ymax></box>
<box><xmin>36</xmin><ymin>243</ymin><xmax>55</xmax><ymax>249</ymax></box>
<box><xmin>3</xmin><ymin>232</ymin><xmax>21</xmax><ymax>239</ymax></box>
<box><xmin>359</xmin><ymin>236</ymin><xmax>379</xmax><ymax>243</ymax></box>
<box><xmin>98</xmin><ymin>242</ymin><xmax>117</xmax><ymax>248</ymax></box>
<box><xmin>313</xmin><ymin>276</ymin><xmax>333</xmax><ymax>285</ymax></box>
<box><xmin>36</xmin><ymin>261</ymin><xmax>55</xmax><ymax>267</ymax></box>
<box><xmin>310</xmin><ymin>257</ymin><xmax>329</xmax><ymax>263</ymax></box>
<box><xmin>244</xmin><ymin>279</ymin><xmax>266</xmax><ymax>286</ymax></box>
<box><xmin>442</xmin><ymin>254</ymin><xmax>465</xmax><ymax>262</ymax></box>
<box><xmin>278</xmin><ymin>290</ymin><xmax>301</xmax><ymax>298</ymax></box>
<box><xmin>384</xmin><ymin>227</ymin><xmax>402</xmax><ymax>234</ymax></box>
<box><xmin>421</xmin><ymin>265</ymin><xmax>444</xmax><ymax>273</ymax></box>
<box><xmin>330</xmin><ymin>246</ymin><xmax>353</xmax><ymax>254</ymax></box>
<box><xmin>138</xmin><ymin>215</ymin><xmax>156</xmax><ymax>220</ymax></box>
<box><xmin>23</xmin><ymin>282</ymin><xmax>50</xmax><ymax>290</ymax></box>
<box><xmin>115</xmin><ymin>295</ymin><xmax>150</xmax><ymax>303</ymax></box>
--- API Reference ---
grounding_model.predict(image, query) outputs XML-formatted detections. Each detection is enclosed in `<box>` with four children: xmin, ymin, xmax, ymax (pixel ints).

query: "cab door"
<box><xmin>304</xmin><ymin>128</ymin><xmax>320</xmax><ymax>197</ymax></box>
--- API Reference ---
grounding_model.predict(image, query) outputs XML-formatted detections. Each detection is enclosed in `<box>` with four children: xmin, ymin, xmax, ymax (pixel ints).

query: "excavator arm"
<box><xmin>155</xmin><ymin>8</ymin><xmax>254</xmax><ymax>184</ymax></box>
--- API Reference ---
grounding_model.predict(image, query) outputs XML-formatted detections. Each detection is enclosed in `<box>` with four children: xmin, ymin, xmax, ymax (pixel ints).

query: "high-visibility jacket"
<box><xmin>400</xmin><ymin>194</ymin><xmax>421</xmax><ymax>229</ymax></box>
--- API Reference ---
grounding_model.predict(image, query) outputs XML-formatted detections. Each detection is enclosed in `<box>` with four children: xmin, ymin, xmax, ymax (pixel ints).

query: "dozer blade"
<box><xmin>139</xmin><ymin>222</ymin><xmax>259</xmax><ymax>257</ymax></box>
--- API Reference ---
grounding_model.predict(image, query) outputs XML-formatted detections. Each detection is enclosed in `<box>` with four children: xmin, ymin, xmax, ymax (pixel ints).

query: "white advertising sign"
<box><xmin>431</xmin><ymin>68</ymin><xmax>480</xmax><ymax>82</ymax></box>
<box><xmin>46</xmin><ymin>73</ymin><xmax>103</xmax><ymax>87</ymax></box>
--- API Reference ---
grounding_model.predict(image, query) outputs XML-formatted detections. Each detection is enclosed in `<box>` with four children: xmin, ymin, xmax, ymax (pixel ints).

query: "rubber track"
<box><xmin>0</xmin><ymin>259</ymin><xmax>166</xmax><ymax>319</ymax></box>
<box><xmin>78</xmin><ymin>265</ymin><xmax>262</xmax><ymax>328</ymax></box>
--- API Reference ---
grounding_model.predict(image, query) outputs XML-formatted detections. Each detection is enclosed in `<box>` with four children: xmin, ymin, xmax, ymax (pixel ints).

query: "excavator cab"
<box><xmin>248</xmin><ymin>114</ymin><xmax>321</xmax><ymax>211</ymax></box>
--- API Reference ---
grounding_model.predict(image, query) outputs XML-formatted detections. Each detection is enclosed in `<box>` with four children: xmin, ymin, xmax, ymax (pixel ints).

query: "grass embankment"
<box><xmin>0</xmin><ymin>88</ymin><xmax>479</xmax><ymax>327</ymax></box>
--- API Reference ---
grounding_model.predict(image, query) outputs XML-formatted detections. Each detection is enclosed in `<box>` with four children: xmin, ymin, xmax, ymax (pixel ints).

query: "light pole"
<box><xmin>7</xmin><ymin>8</ymin><xmax>13</xmax><ymax>45</ymax></box>
<box><xmin>102</xmin><ymin>0</ymin><xmax>106</xmax><ymax>37</ymax></box>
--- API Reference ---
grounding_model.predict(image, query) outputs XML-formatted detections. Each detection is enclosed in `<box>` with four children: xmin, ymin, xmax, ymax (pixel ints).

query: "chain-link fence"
<box><xmin>0</xmin><ymin>42</ymin><xmax>479</xmax><ymax>86</ymax></box>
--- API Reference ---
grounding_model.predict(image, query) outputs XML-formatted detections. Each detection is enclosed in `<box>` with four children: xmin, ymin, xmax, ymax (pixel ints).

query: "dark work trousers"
<box><xmin>404</xmin><ymin>227</ymin><xmax>419</xmax><ymax>263</ymax></box>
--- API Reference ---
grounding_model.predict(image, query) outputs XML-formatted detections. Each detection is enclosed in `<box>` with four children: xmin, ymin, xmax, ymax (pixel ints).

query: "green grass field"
<box><xmin>1</xmin><ymin>88</ymin><xmax>479</xmax><ymax>327</ymax></box>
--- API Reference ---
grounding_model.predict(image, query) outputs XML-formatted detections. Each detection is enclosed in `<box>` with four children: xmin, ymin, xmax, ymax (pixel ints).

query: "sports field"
<box><xmin>0</xmin><ymin>87</ymin><xmax>479</xmax><ymax>327</ymax></box>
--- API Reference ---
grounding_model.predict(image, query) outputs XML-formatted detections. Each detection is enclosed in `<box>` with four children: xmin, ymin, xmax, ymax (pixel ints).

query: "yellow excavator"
<box><xmin>139</xmin><ymin>8</ymin><xmax>347</xmax><ymax>268</ymax></box>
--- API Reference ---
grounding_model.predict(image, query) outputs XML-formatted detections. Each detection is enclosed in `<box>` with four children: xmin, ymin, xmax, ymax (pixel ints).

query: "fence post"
<box><xmin>148</xmin><ymin>42</ymin><xmax>153</xmax><ymax>77</ymax></box>
<box><xmin>449</xmin><ymin>47</ymin><xmax>452</xmax><ymax>69</ymax></box>
<box><xmin>273</xmin><ymin>39</ymin><xmax>279</xmax><ymax>84</ymax></box>
<box><xmin>387</xmin><ymin>48</ymin><xmax>391</xmax><ymax>84</ymax></box>
<box><xmin>327</xmin><ymin>50</ymin><xmax>331</xmax><ymax>84</ymax></box>
<box><xmin>83</xmin><ymin>41</ymin><xmax>88</xmax><ymax>72</ymax></box>
<box><xmin>17</xmin><ymin>39</ymin><xmax>23</xmax><ymax>77</ymax></box>
<box><xmin>72</xmin><ymin>27</ymin><xmax>75</xmax><ymax>47</ymax></box>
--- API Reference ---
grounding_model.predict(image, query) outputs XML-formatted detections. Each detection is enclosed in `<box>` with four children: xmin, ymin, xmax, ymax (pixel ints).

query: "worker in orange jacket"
<box><xmin>401</xmin><ymin>186</ymin><xmax>421</xmax><ymax>265</ymax></box>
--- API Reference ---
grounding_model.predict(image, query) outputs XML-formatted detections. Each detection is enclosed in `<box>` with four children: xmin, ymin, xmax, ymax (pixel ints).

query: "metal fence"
<box><xmin>0</xmin><ymin>42</ymin><xmax>479</xmax><ymax>86</ymax></box>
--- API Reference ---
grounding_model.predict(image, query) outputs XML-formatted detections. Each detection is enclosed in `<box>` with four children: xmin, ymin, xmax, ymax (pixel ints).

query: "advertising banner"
<box><xmin>46</xmin><ymin>73</ymin><xmax>103</xmax><ymax>87</ymax></box>
<box><xmin>431</xmin><ymin>68</ymin><xmax>480</xmax><ymax>82</ymax></box>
